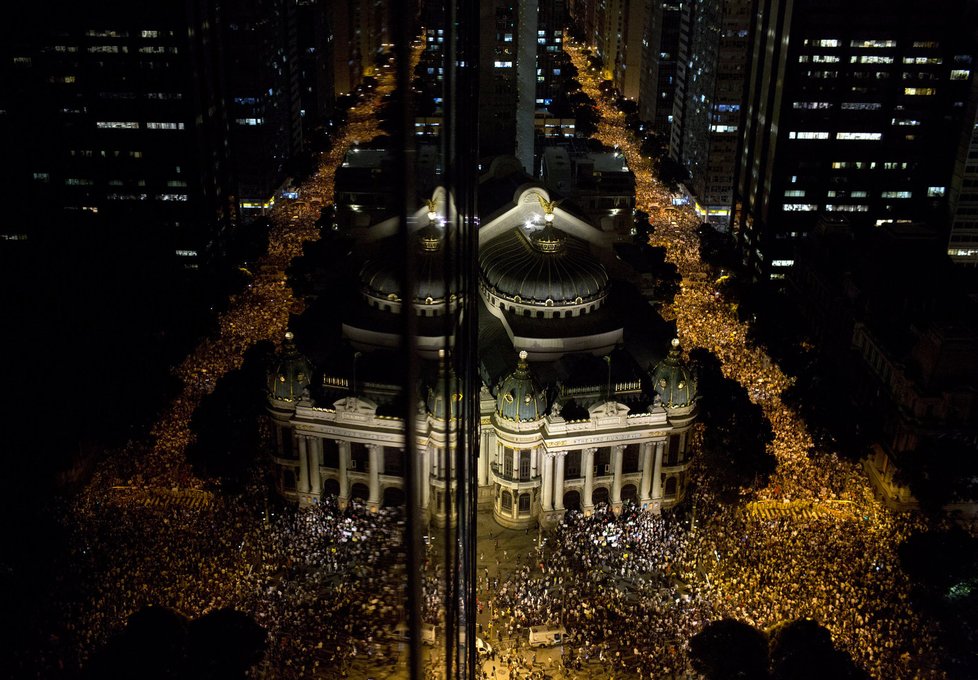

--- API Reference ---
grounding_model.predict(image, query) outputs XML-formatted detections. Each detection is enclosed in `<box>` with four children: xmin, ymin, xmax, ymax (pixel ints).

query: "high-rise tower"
<box><xmin>733</xmin><ymin>0</ymin><xmax>978</xmax><ymax>282</ymax></box>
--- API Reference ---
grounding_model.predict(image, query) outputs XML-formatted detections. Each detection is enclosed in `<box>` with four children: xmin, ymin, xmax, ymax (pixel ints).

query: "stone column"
<box><xmin>553</xmin><ymin>452</ymin><xmax>566</xmax><ymax>510</ymax></box>
<box><xmin>651</xmin><ymin>441</ymin><xmax>664</xmax><ymax>511</ymax></box>
<box><xmin>297</xmin><ymin>435</ymin><xmax>310</xmax><ymax>493</ymax></box>
<box><xmin>478</xmin><ymin>431</ymin><xmax>490</xmax><ymax>487</ymax></box>
<box><xmin>530</xmin><ymin>447</ymin><xmax>538</xmax><ymax>480</ymax></box>
<box><xmin>541</xmin><ymin>452</ymin><xmax>553</xmax><ymax>513</ymax></box>
<box><xmin>368</xmin><ymin>444</ymin><xmax>381</xmax><ymax>510</ymax></box>
<box><xmin>421</xmin><ymin>447</ymin><xmax>431</xmax><ymax>509</ymax></box>
<box><xmin>582</xmin><ymin>448</ymin><xmax>596</xmax><ymax>513</ymax></box>
<box><xmin>337</xmin><ymin>440</ymin><xmax>350</xmax><ymax>508</ymax></box>
<box><xmin>640</xmin><ymin>442</ymin><xmax>654</xmax><ymax>503</ymax></box>
<box><xmin>308</xmin><ymin>437</ymin><xmax>322</xmax><ymax>496</ymax></box>
<box><xmin>611</xmin><ymin>445</ymin><xmax>624</xmax><ymax>508</ymax></box>
<box><xmin>275</xmin><ymin>425</ymin><xmax>284</xmax><ymax>456</ymax></box>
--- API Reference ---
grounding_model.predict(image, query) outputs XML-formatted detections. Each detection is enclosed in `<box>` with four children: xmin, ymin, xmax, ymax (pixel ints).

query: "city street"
<box><xmin>39</xmin><ymin>35</ymin><xmax>943</xmax><ymax>680</ymax></box>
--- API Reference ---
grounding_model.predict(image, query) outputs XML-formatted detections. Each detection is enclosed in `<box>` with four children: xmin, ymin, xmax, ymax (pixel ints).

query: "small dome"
<box><xmin>496</xmin><ymin>351</ymin><xmax>548</xmax><ymax>422</ymax></box>
<box><xmin>359</xmin><ymin>226</ymin><xmax>451</xmax><ymax>303</ymax></box>
<box><xmin>479</xmin><ymin>224</ymin><xmax>608</xmax><ymax>306</ymax></box>
<box><xmin>426</xmin><ymin>350</ymin><xmax>460</xmax><ymax>420</ymax></box>
<box><xmin>269</xmin><ymin>331</ymin><xmax>313</xmax><ymax>402</ymax></box>
<box><xmin>650</xmin><ymin>338</ymin><xmax>697</xmax><ymax>408</ymax></box>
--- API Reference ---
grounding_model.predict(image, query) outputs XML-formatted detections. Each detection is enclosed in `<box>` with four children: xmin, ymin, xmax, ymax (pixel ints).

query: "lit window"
<box><xmin>175</xmin><ymin>249</ymin><xmax>198</xmax><ymax>257</ymax></box>
<box><xmin>860</xmin><ymin>55</ymin><xmax>894</xmax><ymax>64</ymax></box>
<box><xmin>904</xmin><ymin>87</ymin><xmax>936</xmax><ymax>95</ymax></box>
<box><xmin>881</xmin><ymin>191</ymin><xmax>912</xmax><ymax>198</ymax></box>
<box><xmin>96</xmin><ymin>121</ymin><xmax>139</xmax><ymax>129</ymax></box>
<box><xmin>158</xmin><ymin>193</ymin><xmax>188</xmax><ymax>201</ymax></box>
<box><xmin>836</xmin><ymin>132</ymin><xmax>882</xmax><ymax>140</ymax></box>
<box><xmin>771</xmin><ymin>259</ymin><xmax>795</xmax><ymax>267</ymax></box>
<box><xmin>891</xmin><ymin>118</ymin><xmax>921</xmax><ymax>126</ymax></box>
<box><xmin>805</xmin><ymin>39</ymin><xmax>840</xmax><ymax>48</ymax></box>
<box><xmin>825</xmin><ymin>204</ymin><xmax>870</xmax><ymax>212</ymax></box>
<box><xmin>951</xmin><ymin>69</ymin><xmax>971</xmax><ymax>80</ymax></box>
<box><xmin>788</xmin><ymin>131</ymin><xmax>830</xmax><ymax>140</ymax></box>
<box><xmin>793</xmin><ymin>101</ymin><xmax>832</xmax><ymax>109</ymax></box>
<box><xmin>784</xmin><ymin>190</ymin><xmax>806</xmax><ymax>197</ymax></box>
<box><xmin>235</xmin><ymin>118</ymin><xmax>264</xmax><ymax>126</ymax></box>
<box><xmin>851</xmin><ymin>39</ymin><xmax>897</xmax><ymax>49</ymax></box>
<box><xmin>146</xmin><ymin>122</ymin><xmax>184</xmax><ymax>130</ymax></box>
<box><xmin>141</xmin><ymin>30</ymin><xmax>160</xmax><ymax>38</ymax></box>
<box><xmin>783</xmin><ymin>203</ymin><xmax>818</xmax><ymax>211</ymax></box>
<box><xmin>493</xmin><ymin>61</ymin><xmax>513</xmax><ymax>68</ymax></box>
<box><xmin>928</xmin><ymin>186</ymin><xmax>946</xmax><ymax>197</ymax></box>
<box><xmin>841</xmin><ymin>102</ymin><xmax>882</xmax><ymax>110</ymax></box>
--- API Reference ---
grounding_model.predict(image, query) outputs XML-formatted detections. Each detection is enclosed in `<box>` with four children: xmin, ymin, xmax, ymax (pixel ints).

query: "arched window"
<box><xmin>501</xmin><ymin>490</ymin><xmax>513</xmax><ymax>511</ymax></box>
<box><xmin>665</xmin><ymin>476</ymin><xmax>678</xmax><ymax>497</ymax></box>
<box><xmin>518</xmin><ymin>493</ymin><xmax>531</xmax><ymax>513</ymax></box>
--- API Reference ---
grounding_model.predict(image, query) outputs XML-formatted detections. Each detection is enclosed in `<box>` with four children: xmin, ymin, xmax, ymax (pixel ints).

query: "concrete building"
<box><xmin>539</xmin><ymin>144</ymin><xmax>636</xmax><ymax>231</ymax></box>
<box><xmin>669</xmin><ymin>0</ymin><xmax>751</xmax><ymax>227</ymax></box>
<box><xmin>0</xmin><ymin>0</ymin><xmax>236</xmax><ymax>269</ymax></box>
<box><xmin>638</xmin><ymin>1</ymin><xmax>681</xmax><ymax>134</ymax></box>
<box><xmin>733</xmin><ymin>0</ymin><xmax>978</xmax><ymax>282</ymax></box>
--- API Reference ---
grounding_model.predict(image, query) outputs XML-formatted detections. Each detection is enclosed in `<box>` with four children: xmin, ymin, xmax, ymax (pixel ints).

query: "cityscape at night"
<box><xmin>2</xmin><ymin>0</ymin><xmax>978</xmax><ymax>678</ymax></box>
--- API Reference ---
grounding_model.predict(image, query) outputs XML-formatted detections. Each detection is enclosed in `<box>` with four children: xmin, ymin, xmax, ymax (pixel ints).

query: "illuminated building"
<box><xmin>478</xmin><ymin>0</ymin><xmax>569</xmax><ymax>171</ymax></box>
<box><xmin>948</xmin><ymin>111</ymin><xmax>978</xmax><ymax>264</ymax></box>
<box><xmin>0</xmin><ymin>1</ymin><xmax>235</xmax><ymax>268</ymax></box>
<box><xmin>733</xmin><ymin>0</ymin><xmax>978</xmax><ymax>282</ymax></box>
<box><xmin>267</xmin><ymin>168</ymin><xmax>699</xmax><ymax>528</ymax></box>
<box><xmin>225</xmin><ymin>0</ymin><xmax>303</xmax><ymax>222</ymax></box>
<box><xmin>669</xmin><ymin>0</ymin><xmax>751</xmax><ymax>228</ymax></box>
<box><xmin>638</xmin><ymin>1</ymin><xmax>681</xmax><ymax>134</ymax></box>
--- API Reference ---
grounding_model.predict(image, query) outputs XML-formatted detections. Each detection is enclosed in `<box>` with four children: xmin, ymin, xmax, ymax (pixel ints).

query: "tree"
<box><xmin>768</xmin><ymin>619</ymin><xmax>868</xmax><ymax>680</ymax></box>
<box><xmin>689</xmin><ymin>618</ymin><xmax>867</xmax><ymax>680</ymax></box>
<box><xmin>689</xmin><ymin>619</ymin><xmax>769</xmax><ymax>680</ymax></box>
<box><xmin>898</xmin><ymin>528</ymin><xmax>978</xmax><ymax>594</ymax></box>
<box><xmin>575</xmin><ymin>105</ymin><xmax>599</xmax><ymax>137</ymax></box>
<box><xmin>185</xmin><ymin>341</ymin><xmax>276</xmax><ymax>491</ymax></box>
<box><xmin>894</xmin><ymin>436</ymin><xmax>978</xmax><ymax>512</ymax></box>
<box><xmin>690</xmin><ymin>349</ymin><xmax>776</xmax><ymax>501</ymax></box>
<box><xmin>83</xmin><ymin>606</ymin><xmax>267</xmax><ymax>680</ymax></box>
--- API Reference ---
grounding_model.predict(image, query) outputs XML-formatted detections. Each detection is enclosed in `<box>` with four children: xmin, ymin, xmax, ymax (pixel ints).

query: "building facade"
<box><xmin>267</xmin><ymin>179</ymin><xmax>698</xmax><ymax>528</ymax></box>
<box><xmin>733</xmin><ymin>0</ymin><xmax>978</xmax><ymax>282</ymax></box>
<box><xmin>669</xmin><ymin>0</ymin><xmax>751</xmax><ymax>227</ymax></box>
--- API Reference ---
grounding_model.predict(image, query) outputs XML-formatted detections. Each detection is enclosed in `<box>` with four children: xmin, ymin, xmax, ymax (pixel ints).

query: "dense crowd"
<box><xmin>22</xmin><ymin>35</ymin><xmax>956</xmax><ymax>680</ymax></box>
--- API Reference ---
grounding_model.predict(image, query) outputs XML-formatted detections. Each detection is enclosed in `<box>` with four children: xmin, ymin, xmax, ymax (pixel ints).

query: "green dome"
<box><xmin>479</xmin><ymin>224</ymin><xmax>608</xmax><ymax>306</ymax></box>
<box><xmin>268</xmin><ymin>332</ymin><xmax>313</xmax><ymax>402</ymax></box>
<box><xmin>496</xmin><ymin>351</ymin><xmax>548</xmax><ymax>422</ymax></box>
<box><xmin>650</xmin><ymin>339</ymin><xmax>697</xmax><ymax>408</ymax></box>
<box><xmin>360</xmin><ymin>225</ymin><xmax>451</xmax><ymax>303</ymax></box>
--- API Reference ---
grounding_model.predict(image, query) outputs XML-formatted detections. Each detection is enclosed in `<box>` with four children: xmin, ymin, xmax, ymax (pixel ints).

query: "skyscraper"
<box><xmin>733</xmin><ymin>0</ymin><xmax>978</xmax><ymax>282</ymax></box>
<box><xmin>225</xmin><ymin>0</ymin><xmax>303</xmax><ymax>221</ymax></box>
<box><xmin>638</xmin><ymin>1</ymin><xmax>681</xmax><ymax>133</ymax></box>
<box><xmin>1</xmin><ymin>0</ymin><xmax>235</xmax><ymax>269</ymax></box>
<box><xmin>669</xmin><ymin>0</ymin><xmax>751</xmax><ymax>227</ymax></box>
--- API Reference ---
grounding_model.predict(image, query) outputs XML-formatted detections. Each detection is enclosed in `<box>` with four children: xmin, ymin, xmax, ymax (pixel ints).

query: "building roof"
<box><xmin>479</xmin><ymin>224</ymin><xmax>608</xmax><ymax>305</ymax></box>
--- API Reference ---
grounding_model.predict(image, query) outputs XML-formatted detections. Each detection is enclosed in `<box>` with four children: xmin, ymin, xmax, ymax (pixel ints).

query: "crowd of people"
<box><xmin>19</xmin><ymin>35</ymin><xmax>958</xmax><ymax>680</ymax></box>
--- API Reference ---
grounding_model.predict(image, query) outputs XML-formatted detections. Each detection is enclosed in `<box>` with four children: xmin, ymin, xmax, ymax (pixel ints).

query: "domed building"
<box><xmin>267</xmin><ymin>169</ymin><xmax>700</xmax><ymax>528</ymax></box>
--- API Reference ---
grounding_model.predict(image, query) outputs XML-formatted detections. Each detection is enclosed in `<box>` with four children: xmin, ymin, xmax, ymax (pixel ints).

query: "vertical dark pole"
<box><xmin>392</xmin><ymin>0</ymin><xmax>422</xmax><ymax>678</ymax></box>
<box><xmin>443</xmin><ymin>0</ymin><xmax>480</xmax><ymax>677</ymax></box>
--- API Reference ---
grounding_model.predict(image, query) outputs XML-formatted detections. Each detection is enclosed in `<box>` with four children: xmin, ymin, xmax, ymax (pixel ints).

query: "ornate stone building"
<box><xmin>267</xmin><ymin>169</ymin><xmax>699</xmax><ymax>528</ymax></box>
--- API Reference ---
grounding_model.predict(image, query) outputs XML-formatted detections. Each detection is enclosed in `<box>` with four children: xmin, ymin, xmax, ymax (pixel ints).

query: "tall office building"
<box><xmin>947</xmin><ymin>91</ymin><xmax>978</xmax><ymax>264</ymax></box>
<box><xmin>479</xmin><ymin>0</ymin><xmax>568</xmax><ymax>172</ymax></box>
<box><xmin>733</xmin><ymin>0</ymin><xmax>978</xmax><ymax>282</ymax></box>
<box><xmin>669</xmin><ymin>0</ymin><xmax>751</xmax><ymax>227</ymax></box>
<box><xmin>225</xmin><ymin>0</ymin><xmax>303</xmax><ymax>220</ymax></box>
<box><xmin>1</xmin><ymin>0</ymin><xmax>235</xmax><ymax>268</ymax></box>
<box><xmin>638</xmin><ymin>1</ymin><xmax>681</xmax><ymax>133</ymax></box>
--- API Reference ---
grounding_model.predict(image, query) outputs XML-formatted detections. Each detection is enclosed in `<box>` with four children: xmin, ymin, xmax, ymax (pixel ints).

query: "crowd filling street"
<box><xmin>32</xmin><ymin>35</ymin><xmax>948</xmax><ymax>680</ymax></box>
